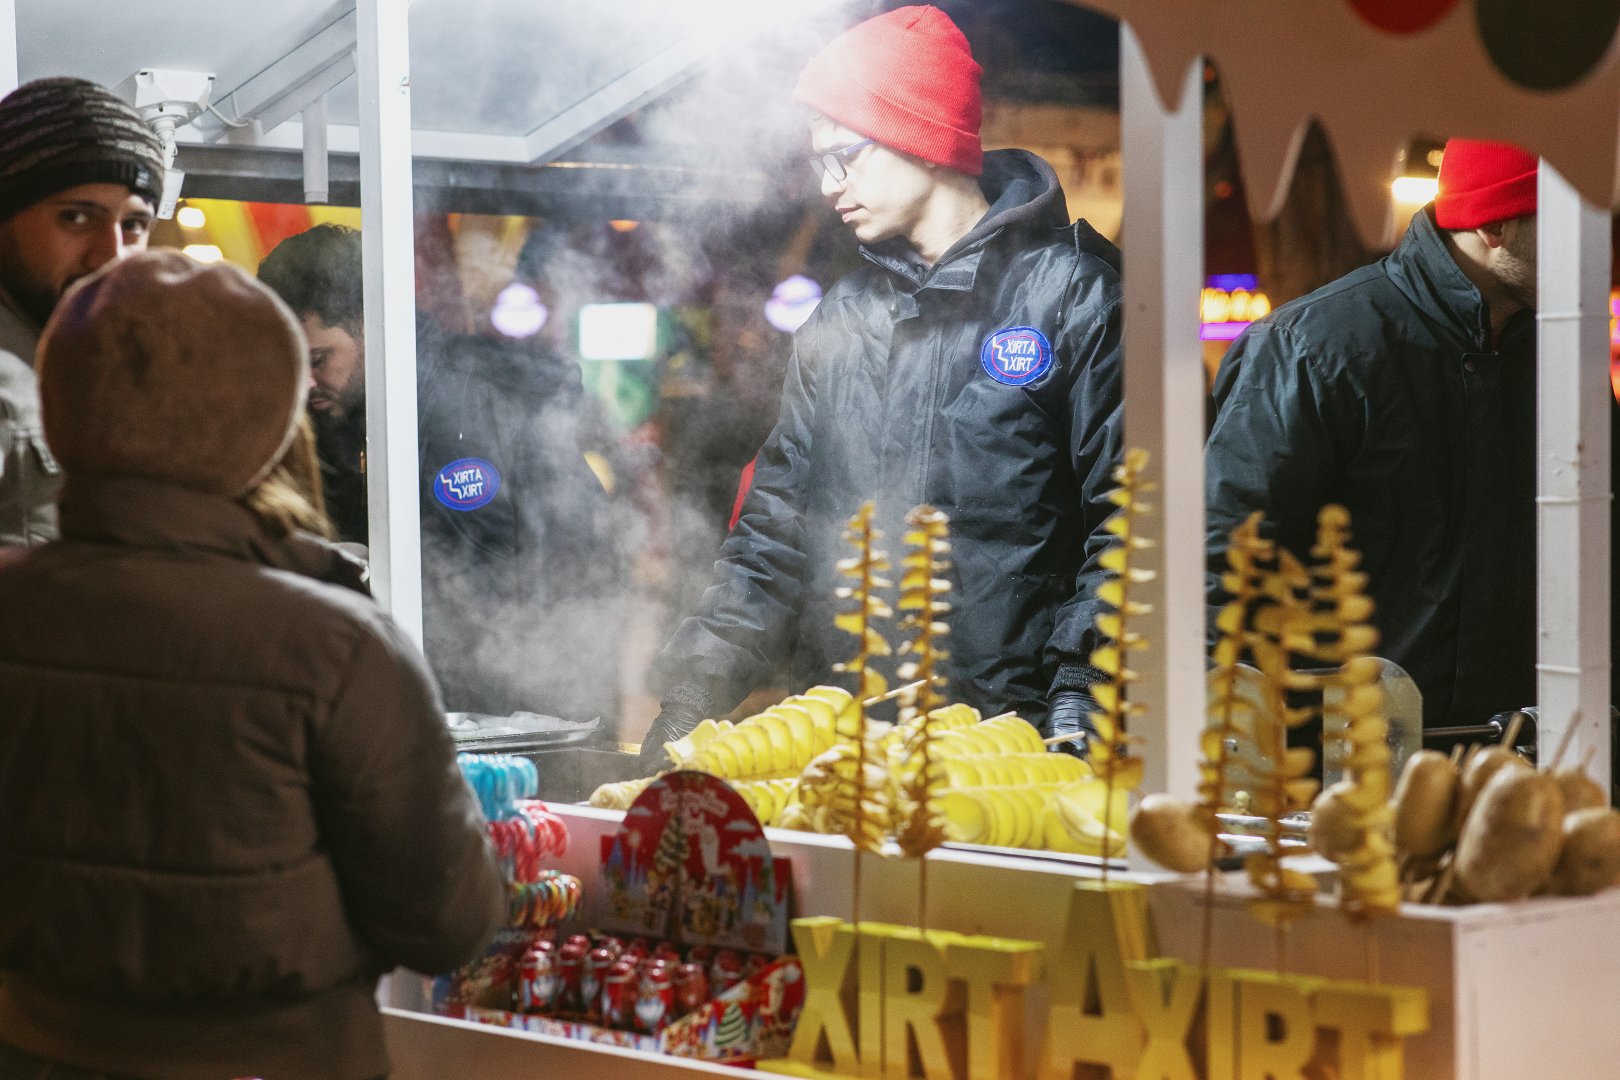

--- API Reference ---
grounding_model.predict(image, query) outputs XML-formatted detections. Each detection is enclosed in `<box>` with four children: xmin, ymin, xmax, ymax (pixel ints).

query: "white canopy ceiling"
<box><xmin>20</xmin><ymin>0</ymin><xmax>851</xmax><ymax>164</ymax></box>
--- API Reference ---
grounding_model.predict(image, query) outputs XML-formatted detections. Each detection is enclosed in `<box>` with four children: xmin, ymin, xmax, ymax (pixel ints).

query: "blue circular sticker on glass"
<box><xmin>432</xmin><ymin>457</ymin><xmax>501</xmax><ymax>511</ymax></box>
<box><xmin>980</xmin><ymin>326</ymin><xmax>1053</xmax><ymax>386</ymax></box>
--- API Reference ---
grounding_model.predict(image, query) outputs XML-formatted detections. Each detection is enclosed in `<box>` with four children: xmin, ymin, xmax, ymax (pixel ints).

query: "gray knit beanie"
<box><xmin>0</xmin><ymin>77</ymin><xmax>165</xmax><ymax>220</ymax></box>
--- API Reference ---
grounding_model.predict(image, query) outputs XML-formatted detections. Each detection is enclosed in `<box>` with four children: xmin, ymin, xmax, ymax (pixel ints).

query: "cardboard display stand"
<box><xmin>425</xmin><ymin>776</ymin><xmax>803</xmax><ymax>1067</ymax></box>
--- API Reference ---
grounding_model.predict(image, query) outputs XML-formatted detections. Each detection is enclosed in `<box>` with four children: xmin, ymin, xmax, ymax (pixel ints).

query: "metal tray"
<box><xmin>446</xmin><ymin>711</ymin><xmax>601</xmax><ymax>753</ymax></box>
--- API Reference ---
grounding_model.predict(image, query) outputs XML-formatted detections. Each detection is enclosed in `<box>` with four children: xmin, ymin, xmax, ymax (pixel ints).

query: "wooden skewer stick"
<box><xmin>1401</xmin><ymin>873</ymin><xmax>1429</xmax><ymax>904</ymax></box>
<box><xmin>860</xmin><ymin>679</ymin><xmax>927</xmax><ymax>709</ymax></box>
<box><xmin>1501</xmin><ymin>710</ymin><xmax>1527</xmax><ymax>750</ymax></box>
<box><xmin>1542</xmin><ymin>710</ymin><xmax>1580</xmax><ymax>773</ymax></box>
<box><xmin>1043</xmin><ymin>730</ymin><xmax>1091</xmax><ymax>747</ymax></box>
<box><xmin>1421</xmin><ymin>859</ymin><xmax>1456</xmax><ymax>906</ymax></box>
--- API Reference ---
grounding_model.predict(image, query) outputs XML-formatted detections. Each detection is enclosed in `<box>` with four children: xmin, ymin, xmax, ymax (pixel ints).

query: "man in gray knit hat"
<box><xmin>0</xmin><ymin>76</ymin><xmax>165</xmax><ymax>546</ymax></box>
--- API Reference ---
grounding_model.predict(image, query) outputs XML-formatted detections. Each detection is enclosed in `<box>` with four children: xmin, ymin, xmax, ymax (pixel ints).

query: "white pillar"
<box><xmin>1119</xmin><ymin>24</ymin><xmax>1205</xmax><ymax>809</ymax></box>
<box><xmin>1536</xmin><ymin>162</ymin><xmax>1611</xmax><ymax>785</ymax></box>
<box><xmin>356</xmin><ymin>0</ymin><xmax>423</xmax><ymax>645</ymax></box>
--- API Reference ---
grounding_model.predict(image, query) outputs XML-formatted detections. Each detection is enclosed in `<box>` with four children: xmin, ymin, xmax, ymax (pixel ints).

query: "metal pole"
<box><xmin>302</xmin><ymin>96</ymin><xmax>330</xmax><ymax>204</ymax></box>
<box><xmin>1536</xmin><ymin>162</ymin><xmax>1611</xmax><ymax>786</ymax></box>
<box><xmin>1119</xmin><ymin>23</ymin><xmax>1205</xmax><ymax>810</ymax></box>
<box><xmin>356</xmin><ymin>0</ymin><xmax>423</xmax><ymax>645</ymax></box>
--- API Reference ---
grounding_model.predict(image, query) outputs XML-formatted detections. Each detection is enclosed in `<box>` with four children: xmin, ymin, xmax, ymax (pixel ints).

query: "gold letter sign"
<box><xmin>759</xmin><ymin>883</ymin><xmax>1428</xmax><ymax>1080</ymax></box>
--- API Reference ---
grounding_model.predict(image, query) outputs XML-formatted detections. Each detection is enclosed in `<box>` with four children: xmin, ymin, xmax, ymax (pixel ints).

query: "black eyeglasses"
<box><xmin>808</xmin><ymin>138</ymin><xmax>874</xmax><ymax>182</ymax></box>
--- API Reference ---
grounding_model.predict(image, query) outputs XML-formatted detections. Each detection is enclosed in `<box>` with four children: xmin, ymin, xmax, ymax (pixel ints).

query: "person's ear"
<box><xmin>1476</xmin><ymin>221</ymin><xmax>1508</xmax><ymax>250</ymax></box>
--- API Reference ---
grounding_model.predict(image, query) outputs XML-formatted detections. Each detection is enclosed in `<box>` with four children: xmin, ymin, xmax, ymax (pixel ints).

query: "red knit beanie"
<box><xmin>1434</xmin><ymin>138</ymin><xmax>1539</xmax><ymax>229</ymax></box>
<box><xmin>794</xmin><ymin>5</ymin><xmax>983</xmax><ymax>176</ymax></box>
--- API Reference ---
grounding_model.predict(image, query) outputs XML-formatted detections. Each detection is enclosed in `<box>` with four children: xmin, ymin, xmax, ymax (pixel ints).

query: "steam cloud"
<box><xmin>404</xmin><ymin>2</ymin><xmax>879</xmax><ymax>732</ymax></box>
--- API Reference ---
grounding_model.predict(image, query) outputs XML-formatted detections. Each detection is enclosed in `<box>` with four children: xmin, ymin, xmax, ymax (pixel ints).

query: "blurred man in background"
<box><xmin>0</xmin><ymin>77</ymin><xmax>164</xmax><ymax>545</ymax></box>
<box><xmin>257</xmin><ymin>225</ymin><xmax>370</xmax><ymax>543</ymax></box>
<box><xmin>1205</xmin><ymin>139</ymin><xmax>1540</xmax><ymax>729</ymax></box>
<box><xmin>260</xmin><ymin>226</ymin><xmax>625</xmax><ymax>725</ymax></box>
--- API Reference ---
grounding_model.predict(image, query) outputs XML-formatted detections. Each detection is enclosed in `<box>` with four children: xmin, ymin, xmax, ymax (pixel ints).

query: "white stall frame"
<box><xmin>367</xmin><ymin>3</ymin><xmax>1616</xmax><ymax>1071</ymax></box>
<box><xmin>356</xmin><ymin>0</ymin><xmax>424</xmax><ymax>643</ymax></box>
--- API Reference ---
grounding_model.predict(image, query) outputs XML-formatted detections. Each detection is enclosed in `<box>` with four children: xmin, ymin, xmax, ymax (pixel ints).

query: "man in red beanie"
<box><xmin>1205</xmin><ymin>138</ymin><xmax>1541</xmax><ymax>731</ymax></box>
<box><xmin>642</xmin><ymin>5</ymin><xmax>1125</xmax><ymax>769</ymax></box>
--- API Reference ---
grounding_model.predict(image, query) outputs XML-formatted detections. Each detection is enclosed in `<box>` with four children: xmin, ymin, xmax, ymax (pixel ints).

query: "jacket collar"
<box><xmin>57</xmin><ymin>475</ymin><xmax>276</xmax><ymax>561</ymax></box>
<box><xmin>0</xmin><ymin>281</ymin><xmax>40</xmax><ymax>365</ymax></box>
<box><xmin>1386</xmin><ymin>208</ymin><xmax>1499</xmax><ymax>351</ymax></box>
<box><xmin>859</xmin><ymin>148</ymin><xmax>1070</xmax><ymax>293</ymax></box>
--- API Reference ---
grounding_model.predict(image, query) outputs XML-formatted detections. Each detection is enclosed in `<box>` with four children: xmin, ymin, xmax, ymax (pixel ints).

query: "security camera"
<box><xmin>113</xmin><ymin>69</ymin><xmax>217</xmax><ymax>220</ymax></box>
<box><xmin>114</xmin><ymin>68</ymin><xmax>216</xmax><ymax>127</ymax></box>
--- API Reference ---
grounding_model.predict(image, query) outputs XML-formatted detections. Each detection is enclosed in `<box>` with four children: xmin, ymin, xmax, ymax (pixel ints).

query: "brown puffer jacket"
<box><xmin>0</xmin><ymin>477</ymin><xmax>505</xmax><ymax>1080</ymax></box>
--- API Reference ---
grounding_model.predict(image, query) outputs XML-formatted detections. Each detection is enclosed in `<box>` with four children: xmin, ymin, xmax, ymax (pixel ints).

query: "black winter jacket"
<box><xmin>653</xmin><ymin>150</ymin><xmax>1124</xmax><ymax>731</ymax></box>
<box><xmin>312</xmin><ymin>326</ymin><xmax>624</xmax><ymax>721</ymax></box>
<box><xmin>416</xmin><ymin>334</ymin><xmax>623</xmax><ymax>722</ymax></box>
<box><xmin>1206</xmin><ymin>208</ymin><xmax>1537</xmax><ymax>729</ymax></box>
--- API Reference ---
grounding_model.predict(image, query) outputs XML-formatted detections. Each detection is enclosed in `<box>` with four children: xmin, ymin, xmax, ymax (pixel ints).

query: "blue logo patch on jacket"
<box><xmin>980</xmin><ymin>326</ymin><xmax>1053</xmax><ymax>386</ymax></box>
<box><xmin>432</xmin><ymin>457</ymin><xmax>501</xmax><ymax>511</ymax></box>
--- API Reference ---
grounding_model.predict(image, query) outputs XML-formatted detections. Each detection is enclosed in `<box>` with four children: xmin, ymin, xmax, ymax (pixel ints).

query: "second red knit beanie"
<box><xmin>1435</xmin><ymin>138</ymin><xmax>1539</xmax><ymax>229</ymax></box>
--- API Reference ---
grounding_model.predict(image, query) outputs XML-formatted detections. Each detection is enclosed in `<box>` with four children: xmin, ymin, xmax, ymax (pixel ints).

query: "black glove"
<box><xmin>1046</xmin><ymin>690</ymin><xmax>1099</xmax><ymax>759</ymax></box>
<box><xmin>637</xmin><ymin>705</ymin><xmax>703</xmax><ymax>775</ymax></box>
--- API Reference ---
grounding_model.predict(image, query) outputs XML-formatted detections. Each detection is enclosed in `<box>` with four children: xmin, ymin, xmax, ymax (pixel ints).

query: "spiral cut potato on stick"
<box><xmin>893</xmin><ymin>569</ymin><xmax>950</xmax><ymax>923</ymax></box>
<box><xmin>589</xmin><ymin>776</ymin><xmax>657</xmax><ymax>811</ymax></box>
<box><xmin>832</xmin><ymin>501</ymin><xmax>892</xmax><ymax>706</ymax></box>
<box><xmin>896</xmin><ymin>505</ymin><xmax>952</xmax><ymax>725</ymax></box>
<box><xmin>827</xmin><ymin>502</ymin><xmax>895</xmax><ymax>924</ymax></box>
<box><xmin>1083</xmin><ymin>448</ymin><xmax>1155</xmax><ymax>876</ymax></box>
<box><xmin>797</xmin><ymin>734</ymin><xmax>891</xmax><ymax>849</ymax></box>
<box><xmin>894</xmin><ymin>716</ymin><xmax>948</xmax><ymax>860</ymax></box>
<box><xmin>890</xmin><ymin>505</ymin><xmax>952</xmax><ymax>929</ymax></box>
<box><xmin>635</xmin><ymin>679</ymin><xmax>856</xmax><ymax>780</ymax></box>
<box><xmin>895</xmin><ymin>710</ymin><xmax>1111</xmax><ymax>853</ymax></box>
<box><xmin>728</xmin><ymin>778</ymin><xmax>801</xmax><ymax>827</ymax></box>
<box><xmin>927</xmin><ymin>713</ymin><xmax>1044</xmax><ymax>758</ymax></box>
<box><xmin>1224</xmin><ymin>524</ymin><xmax>1320</xmax><ymax>926</ymax></box>
<box><xmin>1174</xmin><ymin>512</ymin><xmax>1277</xmax><ymax>874</ymax></box>
<box><xmin>675</xmin><ymin>686</ymin><xmax>854</xmax><ymax>780</ymax></box>
<box><xmin>893</xmin><ymin>507</ymin><xmax>952</xmax><ymax>870</ymax></box>
<box><xmin>1130</xmin><ymin>513</ymin><xmax>1277</xmax><ymax>879</ymax></box>
<box><xmin>1300</xmin><ymin>506</ymin><xmax>1400</xmax><ymax>920</ymax></box>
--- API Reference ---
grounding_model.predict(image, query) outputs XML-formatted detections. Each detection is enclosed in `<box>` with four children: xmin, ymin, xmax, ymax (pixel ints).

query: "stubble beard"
<box><xmin>1496</xmin><ymin>222</ymin><xmax>1538</xmax><ymax>312</ymax></box>
<box><xmin>0</xmin><ymin>230</ymin><xmax>62</xmax><ymax>330</ymax></box>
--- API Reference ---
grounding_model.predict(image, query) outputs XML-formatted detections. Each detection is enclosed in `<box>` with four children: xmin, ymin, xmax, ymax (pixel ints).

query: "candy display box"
<box><xmin>449</xmin><ymin>954</ymin><xmax>804</xmax><ymax>1064</ymax></box>
<box><xmin>426</xmin><ymin>772</ymin><xmax>805</xmax><ymax>1066</ymax></box>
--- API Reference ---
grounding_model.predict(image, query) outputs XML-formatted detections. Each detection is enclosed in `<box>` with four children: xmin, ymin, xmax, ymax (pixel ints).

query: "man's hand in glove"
<box><xmin>1045</xmin><ymin>690</ymin><xmax>1099</xmax><ymax>759</ymax></box>
<box><xmin>637</xmin><ymin>705</ymin><xmax>702</xmax><ymax>775</ymax></box>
